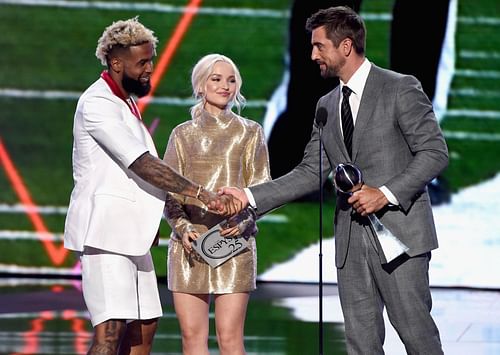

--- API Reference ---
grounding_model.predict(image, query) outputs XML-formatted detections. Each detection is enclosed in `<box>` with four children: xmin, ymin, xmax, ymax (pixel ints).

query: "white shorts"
<box><xmin>80</xmin><ymin>247</ymin><xmax>162</xmax><ymax>327</ymax></box>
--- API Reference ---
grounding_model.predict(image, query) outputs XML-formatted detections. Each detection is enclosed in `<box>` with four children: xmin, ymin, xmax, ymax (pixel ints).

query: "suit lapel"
<box><xmin>352</xmin><ymin>66</ymin><xmax>383</xmax><ymax>161</ymax></box>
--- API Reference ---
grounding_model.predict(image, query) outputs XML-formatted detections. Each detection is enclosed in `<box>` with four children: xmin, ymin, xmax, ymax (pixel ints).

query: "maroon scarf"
<box><xmin>100</xmin><ymin>70</ymin><xmax>141</xmax><ymax>120</ymax></box>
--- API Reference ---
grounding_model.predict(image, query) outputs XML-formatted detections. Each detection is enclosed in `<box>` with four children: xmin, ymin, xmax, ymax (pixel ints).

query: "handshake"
<box><xmin>180</xmin><ymin>186</ymin><xmax>254</xmax><ymax>254</ymax></box>
<box><xmin>199</xmin><ymin>186</ymin><xmax>250</xmax><ymax>217</ymax></box>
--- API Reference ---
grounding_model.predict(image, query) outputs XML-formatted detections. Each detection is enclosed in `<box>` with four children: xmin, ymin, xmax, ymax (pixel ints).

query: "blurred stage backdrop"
<box><xmin>1</xmin><ymin>0</ymin><xmax>500</xmax><ymax>289</ymax></box>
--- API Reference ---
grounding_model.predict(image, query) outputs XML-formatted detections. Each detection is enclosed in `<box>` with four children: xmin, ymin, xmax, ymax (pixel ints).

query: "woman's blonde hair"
<box><xmin>95</xmin><ymin>16</ymin><xmax>158</xmax><ymax>66</ymax></box>
<box><xmin>190</xmin><ymin>54</ymin><xmax>246</xmax><ymax>118</ymax></box>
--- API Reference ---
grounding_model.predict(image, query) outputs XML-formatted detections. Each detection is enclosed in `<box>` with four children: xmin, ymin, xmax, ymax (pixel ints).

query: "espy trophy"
<box><xmin>333</xmin><ymin>163</ymin><xmax>409</xmax><ymax>263</ymax></box>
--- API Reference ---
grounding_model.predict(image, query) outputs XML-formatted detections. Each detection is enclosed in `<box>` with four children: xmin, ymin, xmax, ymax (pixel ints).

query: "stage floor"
<box><xmin>1</xmin><ymin>279</ymin><xmax>499</xmax><ymax>354</ymax></box>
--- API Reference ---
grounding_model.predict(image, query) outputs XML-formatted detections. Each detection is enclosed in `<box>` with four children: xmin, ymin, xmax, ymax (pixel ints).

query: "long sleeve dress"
<box><xmin>163</xmin><ymin>109</ymin><xmax>271</xmax><ymax>294</ymax></box>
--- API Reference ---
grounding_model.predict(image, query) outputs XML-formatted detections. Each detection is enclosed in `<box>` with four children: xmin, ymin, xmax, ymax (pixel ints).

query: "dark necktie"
<box><xmin>341</xmin><ymin>86</ymin><xmax>354</xmax><ymax>158</ymax></box>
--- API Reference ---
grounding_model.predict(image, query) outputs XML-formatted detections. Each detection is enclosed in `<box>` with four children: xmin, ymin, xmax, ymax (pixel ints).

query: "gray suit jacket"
<box><xmin>251</xmin><ymin>64</ymin><xmax>448</xmax><ymax>267</ymax></box>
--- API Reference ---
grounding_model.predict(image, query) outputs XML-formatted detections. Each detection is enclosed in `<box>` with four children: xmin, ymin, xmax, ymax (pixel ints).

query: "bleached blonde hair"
<box><xmin>95</xmin><ymin>16</ymin><xmax>159</xmax><ymax>66</ymax></box>
<box><xmin>190</xmin><ymin>54</ymin><xmax>246</xmax><ymax>118</ymax></box>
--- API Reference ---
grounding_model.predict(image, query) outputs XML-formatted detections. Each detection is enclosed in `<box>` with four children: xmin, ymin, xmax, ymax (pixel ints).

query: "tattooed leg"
<box><xmin>88</xmin><ymin>319</ymin><xmax>126</xmax><ymax>355</ymax></box>
<box><xmin>118</xmin><ymin>318</ymin><xmax>158</xmax><ymax>355</ymax></box>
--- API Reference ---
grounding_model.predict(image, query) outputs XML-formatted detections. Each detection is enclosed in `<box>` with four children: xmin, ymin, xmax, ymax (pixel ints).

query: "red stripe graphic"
<box><xmin>0</xmin><ymin>138</ymin><xmax>68</xmax><ymax>265</ymax></box>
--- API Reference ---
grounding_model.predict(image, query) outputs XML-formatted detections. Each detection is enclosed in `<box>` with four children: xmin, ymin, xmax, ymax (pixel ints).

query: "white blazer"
<box><xmin>64</xmin><ymin>78</ymin><xmax>166</xmax><ymax>256</ymax></box>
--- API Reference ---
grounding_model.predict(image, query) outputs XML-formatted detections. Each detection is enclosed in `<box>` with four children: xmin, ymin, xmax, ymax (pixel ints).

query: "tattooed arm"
<box><xmin>130</xmin><ymin>152</ymin><xmax>198</xmax><ymax>197</ymax></box>
<box><xmin>129</xmin><ymin>152</ymin><xmax>241</xmax><ymax>214</ymax></box>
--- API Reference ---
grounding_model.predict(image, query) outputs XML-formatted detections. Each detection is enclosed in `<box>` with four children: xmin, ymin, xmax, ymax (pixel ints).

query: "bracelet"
<box><xmin>196</xmin><ymin>184</ymin><xmax>204</xmax><ymax>200</ymax></box>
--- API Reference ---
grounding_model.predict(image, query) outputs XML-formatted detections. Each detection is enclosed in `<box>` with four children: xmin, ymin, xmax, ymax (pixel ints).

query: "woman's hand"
<box><xmin>219</xmin><ymin>207</ymin><xmax>257</xmax><ymax>239</ymax></box>
<box><xmin>182</xmin><ymin>230</ymin><xmax>200</xmax><ymax>254</ymax></box>
<box><xmin>220</xmin><ymin>223</ymin><xmax>241</xmax><ymax>237</ymax></box>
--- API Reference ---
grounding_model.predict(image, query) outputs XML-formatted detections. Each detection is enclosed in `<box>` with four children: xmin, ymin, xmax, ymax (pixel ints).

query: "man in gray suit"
<box><xmin>221</xmin><ymin>6</ymin><xmax>447</xmax><ymax>354</ymax></box>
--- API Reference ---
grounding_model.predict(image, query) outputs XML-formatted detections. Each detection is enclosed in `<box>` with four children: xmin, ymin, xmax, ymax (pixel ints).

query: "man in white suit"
<box><xmin>222</xmin><ymin>6</ymin><xmax>448</xmax><ymax>354</ymax></box>
<box><xmin>64</xmin><ymin>18</ymin><xmax>238</xmax><ymax>354</ymax></box>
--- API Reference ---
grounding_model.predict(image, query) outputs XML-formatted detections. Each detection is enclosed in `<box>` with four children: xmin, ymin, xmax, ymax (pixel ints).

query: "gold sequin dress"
<box><xmin>163</xmin><ymin>110</ymin><xmax>271</xmax><ymax>294</ymax></box>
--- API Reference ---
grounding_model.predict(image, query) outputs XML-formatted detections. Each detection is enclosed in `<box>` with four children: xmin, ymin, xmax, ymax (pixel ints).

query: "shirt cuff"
<box><xmin>379</xmin><ymin>185</ymin><xmax>399</xmax><ymax>206</ymax></box>
<box><xmin>243</xmin><ymin>187</ymin><xmax>257</xmax><ymax>209</ymax></box>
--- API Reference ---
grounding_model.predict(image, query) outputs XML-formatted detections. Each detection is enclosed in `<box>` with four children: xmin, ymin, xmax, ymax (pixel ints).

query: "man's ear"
<box><xmin>342</xmin><ymin>38</ymin><xmax>353</xmax><ymax>57</ymax></box>
<box><xmin>109</xmin><ymin>56</ymin><xmax>122</xmax><ymax>74</ymax></box>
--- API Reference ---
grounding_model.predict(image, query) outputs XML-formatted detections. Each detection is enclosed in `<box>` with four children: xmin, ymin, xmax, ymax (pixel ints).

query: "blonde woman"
<box><xmin>163</xmin><ymin>54</ymin><xmax>271</xmax><ymax>355</ymax></box>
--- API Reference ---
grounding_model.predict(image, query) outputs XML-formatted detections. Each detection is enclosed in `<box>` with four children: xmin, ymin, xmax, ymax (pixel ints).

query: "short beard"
<box><xmin>122</xmin><ymin>72</ymin><xmax>151</xmax><ymax>98</ymax></box>
<box><xmin>323</xmin><ymin>57</ymin><xmax>345</xmax><ymax>79</ymax></box>
<box><xmin>321</xmin><ymin>64</ymin><xmax>338</xmax><ymax>79</ymax></box>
